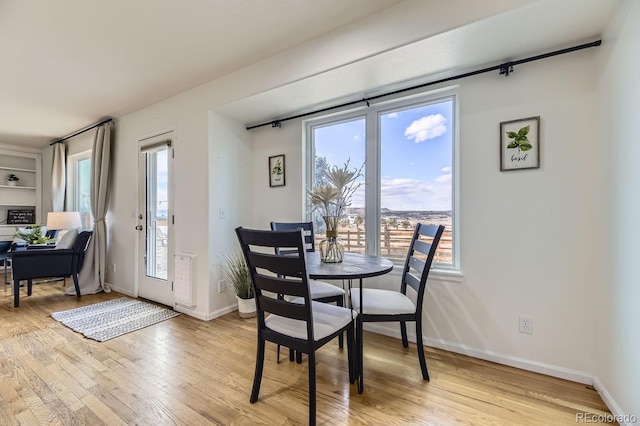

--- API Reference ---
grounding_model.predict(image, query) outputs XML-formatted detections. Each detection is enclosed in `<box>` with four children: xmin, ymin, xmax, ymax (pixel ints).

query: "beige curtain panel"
<box><xmin>69</xmin><ymin>122</ymin><xmax>113</xmax><ymax>295</ymax></box>
<box><xmin>51</xmin><ymin>142</ymin><xmax>66</xmax><ymax>212</ymax></box>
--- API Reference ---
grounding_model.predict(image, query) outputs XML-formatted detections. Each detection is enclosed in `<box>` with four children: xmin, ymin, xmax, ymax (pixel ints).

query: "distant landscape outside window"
<box><xmin>309</xmin><ymin>95</ymin><xmax>455</xmax><ymax>267</ymax></box>
<box><xmin>145</xmin><ymin>148</ymin><xmax>168</xmax><ymax>280</ymax></box>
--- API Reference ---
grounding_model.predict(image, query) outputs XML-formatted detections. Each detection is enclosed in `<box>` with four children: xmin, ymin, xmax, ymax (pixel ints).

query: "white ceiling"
<box><xmin>0</xmin><ymin>0</ymin><xmax>621</xmax><ymax>148</ymax></box>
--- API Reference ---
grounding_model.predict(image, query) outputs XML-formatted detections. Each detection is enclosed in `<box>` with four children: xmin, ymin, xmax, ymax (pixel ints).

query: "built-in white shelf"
<box><xmin>0</xmin><ymin>166</ymin><xmax>36</xmax><ymax>173</ymax></box>
<box><xmin>0</xmin><ymin>185</ymin><xmax>36</xmax><ymax>190</ymax></box>
<box><xmin>0</xmin><ymin>148</ymin><xmax>42</xmax><ymax>230</ymax></box>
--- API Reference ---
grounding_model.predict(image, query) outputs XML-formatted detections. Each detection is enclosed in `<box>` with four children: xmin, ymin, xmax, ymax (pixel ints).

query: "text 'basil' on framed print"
<box><xmin>500</xmin><ymin>116</ymin><xmax>540</xmax><ymax>171</ymax></box>
<box><xmin>269</xmin><ymin>154</ymin><xmax>285</xmax><ymax>187</ymax></box>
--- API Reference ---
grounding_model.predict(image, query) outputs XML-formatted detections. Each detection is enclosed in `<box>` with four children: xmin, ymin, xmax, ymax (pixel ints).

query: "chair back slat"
<box><xmin>253</xmin><ymin>273</ymin><xmax>308</xmax><ymax>298</ymax></box>
<box><xmin>248</xmin><ymin>251</ymin><xmax>304</xmax><ymax>278</ymax></box>
<box><xmin>258</xmin><ymin>296</ymin><xmax>308</xmax><ymax>321</ymax></box>
<box><xmin>412</xmin><ymin>239</ymin><xmax>432</xmax><ymax>257</ymax></box>
<box><xmin>404</xmin><ymin>271</ymin><xmax>421</xmax><ymax>293</ymax></box>
<box><xmin>401</xmin><ymin>223</ymin><xmax>445</xmax><ymax>303</ymax></box>
<box><xmin>407</xmin><ymin>256</ymin><xmax>426</xmax><ymax>277</ymax></box>
<box><xmin>270</xmin><ymin>222</ymin><xmax>316</xmax><ymax>253</ymax></box>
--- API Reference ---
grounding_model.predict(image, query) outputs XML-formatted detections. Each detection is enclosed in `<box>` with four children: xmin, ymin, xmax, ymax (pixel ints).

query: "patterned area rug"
<box><xmin>52</xmin><ymin>297</ymin><xmax>180</xmax><ymax>342</ymax></box>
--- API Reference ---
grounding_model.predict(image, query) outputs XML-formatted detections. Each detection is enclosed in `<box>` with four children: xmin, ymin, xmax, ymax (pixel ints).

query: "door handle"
<box><xmin>135</xmin><ymin>225</ymin><xmax>143</xmax><ymax>231</ymax></box>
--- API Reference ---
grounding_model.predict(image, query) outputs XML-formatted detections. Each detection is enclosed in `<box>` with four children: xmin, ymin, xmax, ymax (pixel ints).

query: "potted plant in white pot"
<box><xmin>5</xmin><ymin>173</ymin><xmax>19</xmax><ymax>186</ymax></box>
<box><xmin>222</xmin><ymin>251</ymin><xmax>256</xmax><ymax>318</ymax></box>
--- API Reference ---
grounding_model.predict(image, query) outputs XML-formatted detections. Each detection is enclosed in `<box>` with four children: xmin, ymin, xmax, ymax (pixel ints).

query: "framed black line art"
<box><xmin>500</xmin><ymin>116</ymin><xmax>540</xmax><ymax>171</ymax></box>
<box><xmin>269</xmin><ymin>154</ymin><xmax>285</xmax><ymax>187</ymax></box>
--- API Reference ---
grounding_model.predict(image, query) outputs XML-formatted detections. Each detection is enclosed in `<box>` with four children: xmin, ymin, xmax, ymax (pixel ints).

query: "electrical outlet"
<box><xmin>519</xmin><ymin>316</ymin><xmax>533</xmax><ymax>334</ymax></box>
<box><xmin>218</xmin><ymin>279</ymin><xmax>226</xmax><ymax>293</ymax></box>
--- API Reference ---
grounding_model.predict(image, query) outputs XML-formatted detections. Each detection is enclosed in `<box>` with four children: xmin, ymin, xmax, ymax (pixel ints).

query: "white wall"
<box><xmin>108</xmin><ymin>96</ymin><xmax>212</xmax><ymax>318</ymax></box>
<box><xmin>250</xmin><ymin>49</ymin><xmax>603</xmax><ymax>380</ymax></box>
<box><xmin>594</xmin><ymin>0</ymin><xmax>640</xmax><ymax>419</ymax></box>
<box><xmin>208</xmin><ymin>112</ymin><xmax>254</xmax><ymax>316</ymax></box>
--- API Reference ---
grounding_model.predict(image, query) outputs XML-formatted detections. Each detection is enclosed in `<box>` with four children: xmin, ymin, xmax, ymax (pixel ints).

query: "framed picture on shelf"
<box><xmin>500</xmin><ymin>116</ymin><xmax>540</xmax><ymax>171</ymax></box>
<box><xmin>269</xmin><ymin>154</ymin><xmax>286</xmax><ymax>187</ymax></box>
<box><xmin>7</xmin><ymin>209</ymin><xmax>36</xmax><ymax>225</ymax></box>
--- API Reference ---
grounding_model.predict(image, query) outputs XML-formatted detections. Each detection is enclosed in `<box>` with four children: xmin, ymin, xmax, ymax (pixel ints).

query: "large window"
<box><xmin>67</xmin><ymin>151</ymin><xmax>93</xmax><ymax>229</ymax></box>
<box><xmin>306</xmin><ymin>90</ymin><xmax>457</xmax><ymax>269</ymax></box>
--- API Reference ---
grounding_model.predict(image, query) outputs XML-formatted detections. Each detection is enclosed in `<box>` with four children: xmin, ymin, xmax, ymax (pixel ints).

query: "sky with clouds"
<box><xmin>314</xmin><ymin>98</ymin><xmax>453</xmax><ymax>211</ymax></box>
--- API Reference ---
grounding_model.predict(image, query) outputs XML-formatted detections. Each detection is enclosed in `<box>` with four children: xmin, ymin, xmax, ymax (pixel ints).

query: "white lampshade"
<box><xmin>46</xmin><ymin>211</ymin><xmax>82</xmax><ymax>230</ymax></box>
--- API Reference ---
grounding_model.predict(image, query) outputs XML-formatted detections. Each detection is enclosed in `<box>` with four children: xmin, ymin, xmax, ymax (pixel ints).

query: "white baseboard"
<box><xmin>592</xmin><ymin>376</ymin><xmax>637</xmax><ymax>426</ymax></box>
<box><xmin>205</xmin><ymin>304</ymin><xmax>238</xmax><ymax>321</ymax></box>
<box><xmin>104</xmin><ymin>283</ymin><xmax>134</xmax><ymax>297</ymax></box>
<box><xmin>363</xmin><ymin>323</ymin><xmax>592</xmax><ymax>384</ymax></box>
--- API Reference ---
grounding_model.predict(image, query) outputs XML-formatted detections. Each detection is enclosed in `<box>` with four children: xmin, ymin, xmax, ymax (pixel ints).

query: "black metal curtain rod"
<box><xmin>247</xmin><ymin>39</ymin><xmax>601</xmax><ymax>131</ymax></box>
<box><xmin>49</xmin><ymin>118</ymin><xmax>113</xmax><ymax>145</ymax></box>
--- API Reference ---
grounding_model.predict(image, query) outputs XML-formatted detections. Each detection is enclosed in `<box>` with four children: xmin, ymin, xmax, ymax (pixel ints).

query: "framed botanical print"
<box><xmin>269</xmin><ymin>154</ymin><xmax>285</xmax><ymax>187</ymax></box>
<box><xmin>500</xmin><ymin>116</ymin><xmax>540</xmax><ymax>171</ymax></box>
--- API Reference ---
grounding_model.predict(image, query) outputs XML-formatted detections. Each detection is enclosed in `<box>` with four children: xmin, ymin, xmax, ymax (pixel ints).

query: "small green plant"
<box><xmin>506</xmin><ymin>125</ymin><xmax>533</xmax><ymax>152</ymax></box>
<box><xmin>6</xmin><ymin>173</ymin><xmax>19</xmax><ymax>182</ymax></box>
<box><xmin>271</xmin><ymin>159</ymin><xmax>283</xmax><ymax>177</ymax></box>
<box><xmin>221</xmin><ymin>251</ymin><xmax>253</xmax><ymax>299</ymax></box>
<box><xmin>13</xmin><ymin>226</ymin><xmax>52</xmax><ymax>244</ymax></box>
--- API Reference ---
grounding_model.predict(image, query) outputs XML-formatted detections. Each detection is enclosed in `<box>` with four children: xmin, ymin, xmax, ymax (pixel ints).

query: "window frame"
<box><xmin>304</xmin><ymin>86</ymin><xmax>460</xmax><ymax>272</ymax></box>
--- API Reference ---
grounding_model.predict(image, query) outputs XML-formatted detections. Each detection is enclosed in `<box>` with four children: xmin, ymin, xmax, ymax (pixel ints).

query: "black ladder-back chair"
<box><xmin>351</xmin><ymin>223</ymin><xmax>444</xmax><ymax>389</ymax></box>
<box><xmin>270</xmin><ymin>221</ymin><xmax>346</xmax><ymax>361</ymax></box>
<box><xmin>236</xmin><ymin>227</ymin><xmax>356</xmax><ymax>426</ymax></box>
<box><xmin>11</xmin><ymin>231</ymin><xmax>92</xmax><ymax>307</ymax></box>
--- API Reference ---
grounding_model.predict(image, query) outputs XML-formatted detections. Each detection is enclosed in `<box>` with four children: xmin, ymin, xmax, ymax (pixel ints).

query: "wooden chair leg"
<box><xmin>337</xmin><ymin>296</ymin><xmax>344</xmax><ymax>349</ymax></box>
<box><xmin>27</xmin><ymin>279</ymin><xmax>33</xmax><ymax>296</ymax></box>
<box><xmin>289</xmin><ymin>348</ymin><xmax>295</xmax><ymax>362</ymax></box>
<box><xmin>308</xmin><ymin>350</ymin><xmax>316</xmax><ymax>426</ymax></box>
<box><xmin>347</xmin><ymin>327</ymin><xmax>356</xmax><ymax>384</ymax></box>
<box><xmin>357</xmin><ymin>317</ymin><xmax>364</xmax><ymax>394</ymax></box>
<box><xmin>276</xmin><ymin>344</ymin><xmax>281</xmax><ymax>363</ymax></box>
<box><xmin>415</xmin><ymin>319</ymin><xmax>430</xmax><ymax>381</ymax></box>
<box><xmin>13</xmin><ymin>278</ymin><xmax>20</xmax><ymax>307</ymax></box>
<box><xmin>400</xmin><ymin>321</ymin><xmax>409</xmax><ymax>347</ymax></box>
<box><xmin>72</xmin><ymin>273</ymin><xmax>81</xmax><ymax>297</ymax></box>
<box><xmin>250</xmin><ymin>338</ymin><xmax>266</xmax><ymax>403</ymax></box>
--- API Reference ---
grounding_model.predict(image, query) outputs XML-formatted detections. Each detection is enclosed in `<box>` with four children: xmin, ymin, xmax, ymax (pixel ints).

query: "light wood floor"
<box><xmin>0</xmin><ymin>281</ymin><xmax>613</xmax><ymax>425</ymax></box>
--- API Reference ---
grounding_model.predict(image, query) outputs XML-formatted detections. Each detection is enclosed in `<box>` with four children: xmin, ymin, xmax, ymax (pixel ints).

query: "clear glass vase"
<box><xmin>320</xmin><ymin>216</ymin><xmax>344</xmax><ymax>263</ymax></box>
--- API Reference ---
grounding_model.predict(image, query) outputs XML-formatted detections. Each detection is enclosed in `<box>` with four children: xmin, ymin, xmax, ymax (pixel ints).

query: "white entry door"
<box><xmin>137</xmin><ymin>132</ymin><xmax>174</xmax><ymax>306</ymax></box>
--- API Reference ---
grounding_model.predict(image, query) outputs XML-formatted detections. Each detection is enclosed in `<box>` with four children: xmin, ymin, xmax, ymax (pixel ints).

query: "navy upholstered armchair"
<box><xmin>11</xmin><ymin>231</ymin><xmax>92</xmax><ymax>307</ymax></box>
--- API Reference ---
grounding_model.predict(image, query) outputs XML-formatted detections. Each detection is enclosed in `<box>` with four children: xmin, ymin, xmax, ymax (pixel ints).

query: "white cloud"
<box><xmin>441</xmin><ymin>166</ymin><xmax>452</xmax><ymax>173</ymax></box>
<box><xmin>387</xmin><ymin>112</ymin><xmax>398</xmax><ymax>119</ymax></box>
<box><xmin>435</xmin><ymin>173</ymin><xmax>451</xmax><ymax>183</ymax></box>
<box><xmin>380</xmin><ymin>177</ymin><xmax>451</xmax><ymax>211</ymax></box>
<box><xmin>404</xmin><ymin>114</ymin><xmax>447</xmax><ymax>143</ymax></box>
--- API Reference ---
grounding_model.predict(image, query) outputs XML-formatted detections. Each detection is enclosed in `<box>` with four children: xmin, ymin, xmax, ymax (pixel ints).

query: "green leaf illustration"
<box><xmin>518</xmin><ymin>125</ymin><xmax>530</xmax><ymax>136</ymax></box>
<box><xmin>505</xmin><ymin>124</ymin><xmax>533</xmax><ymax>151</ymax></box>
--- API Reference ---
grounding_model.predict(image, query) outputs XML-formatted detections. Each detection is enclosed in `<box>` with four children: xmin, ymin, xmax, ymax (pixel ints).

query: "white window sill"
<box><xmin>429</xmin><ymin>268</ymin><xmax>464</xmax><ymax>283</ymax></box>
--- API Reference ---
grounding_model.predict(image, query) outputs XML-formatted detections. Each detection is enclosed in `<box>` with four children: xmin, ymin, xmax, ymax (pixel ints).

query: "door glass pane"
<box><xmin>311</xmin><ymin>118</ymin><xmax>366</xmax><ymax>253</ymax></box>
<box><xmin>145</xmin><ymin>148</ymin><xmax>168</xmax><ymax>279</ymax></box>
<box><xmin>380</xmin><ymin>100</ymin><xmax>453</xmax><ymax>263</ymax></box>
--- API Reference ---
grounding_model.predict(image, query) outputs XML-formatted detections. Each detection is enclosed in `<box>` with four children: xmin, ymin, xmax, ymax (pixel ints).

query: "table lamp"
<box><xmin>46</xmin><ymin>211</ymin><xmax>82</xmax><ymax>240</ymax></box>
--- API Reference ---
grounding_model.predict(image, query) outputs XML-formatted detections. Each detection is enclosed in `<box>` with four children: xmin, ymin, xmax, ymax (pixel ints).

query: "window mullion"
<box><xmin>364</xmin><ymin>109</ymin><xmax>379</xmax><ymax>256</ymax></box>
